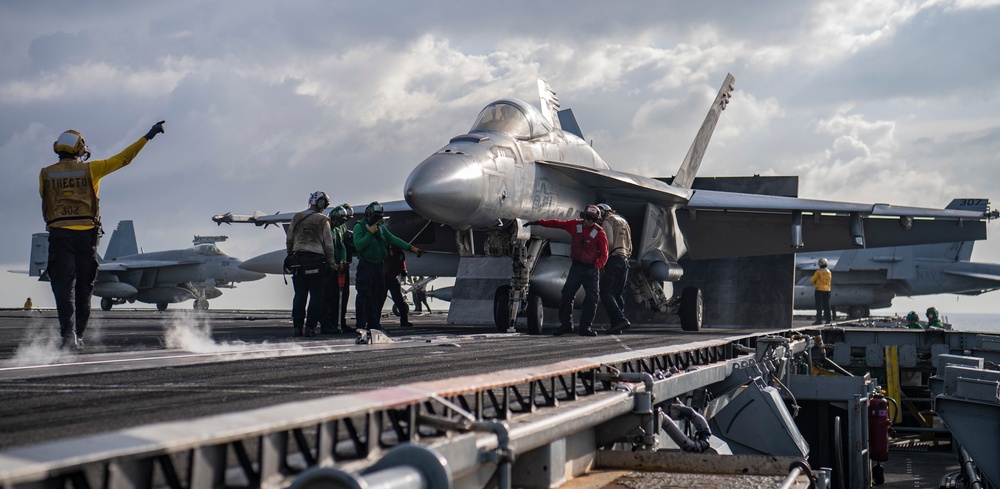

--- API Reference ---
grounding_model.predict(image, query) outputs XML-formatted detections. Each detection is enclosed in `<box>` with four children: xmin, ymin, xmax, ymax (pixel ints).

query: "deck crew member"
<box><xmin>904</xmin><ymin>311</ymin><xmax>923</xmax><ymax>329</ymax></box>
<box><xmin>810</xmin><ymin>257</ymin><xmax>833</xmax><ymax>325</ymax></box>
<box><xmin>352</xmin><ymin>202</ymin><xmax>421</xmax><ymax>331</ymax></box>
<box><xmin>598</xmin><ymin>203</ymin><xmax>633</xmax><ymax>334</ymax></box>
<box><xmin>385</xmin><ymin>246</ymin><xmax>414</xmax><ymax>328</ymax></box>
<box><xmin>322</xmin><ymin>204</ymin><xmax>353</xmax><ymax>334</ymax></box>
<box><xmin>286</xmin><ymin>191</ymin><xmax>335</xmax><ymax>337</ymax></box>
<box><xmin>524</xmin><ymin>205</ymin><xmax>609</xmax><ymax>337</ymax></box>
<box><xmin>40</xmin><ymin>121</ymin><xmax>165</xmax><ymax>349</ymax></box>
<box><xmin>925</xmin><ymin>307</ymin><xmax>945</xmax><ymax>330</ymax></box>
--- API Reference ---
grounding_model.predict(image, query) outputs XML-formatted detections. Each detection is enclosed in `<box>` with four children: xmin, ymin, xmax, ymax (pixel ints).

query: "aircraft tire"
<box><xmin>679</xmin><ymin>287</ymin><xmax>703</xmax><ymax>332</ymax></box>
<box><xmin>526</xmin><ymin>293</ymin><xmax>544</xmax><ymax>335</ymax></box>
<box><xmin>194</xmin><ymin>299</ymin><xmax>209</xmax><ymax>310</ymax></box>
<box><xmin>156</xmin><ymin>302</ymin><xmax>168</xmax><ymax>312</ymax></box>
<box><xmin>847</xmin><ymin>305</ymin><xmax>870</xmax><ymax>319</ymax></box>
<box><xmin>100</xmin><ymin>297</ymin><xmax>113</xmax><ymax>311</ymax></box>
<box><xmin>493</xmin><ymin>285</ymin><xmax>512</xmax><ymax>333</ymax></box>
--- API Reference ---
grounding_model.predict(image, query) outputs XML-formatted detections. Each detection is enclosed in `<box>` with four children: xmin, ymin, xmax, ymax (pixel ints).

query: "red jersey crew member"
<box><xmin>811</xmin><ymin>257</ymin><xmax>833</xmax><ymax>325</ymax></box>
<box><xmin>523</xmin><ymin>205</ymin><xmax>609</xmax><ymax>336</ymax></box>
<box><xmin>40</xmin><ymin>121</ymin><xmax>166</xmax><ymax>350</ymax></box>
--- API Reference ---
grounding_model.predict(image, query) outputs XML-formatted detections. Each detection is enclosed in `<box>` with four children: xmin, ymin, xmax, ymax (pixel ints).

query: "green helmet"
<box><xmin>926</xmin><ymin>307</ymin><xmax>939</xmax><ymax>320</ymax></box>
<box><xmin>905</xmin><ymin>311</ymin><xmax>919</xmax><ymax>322</ymax></box>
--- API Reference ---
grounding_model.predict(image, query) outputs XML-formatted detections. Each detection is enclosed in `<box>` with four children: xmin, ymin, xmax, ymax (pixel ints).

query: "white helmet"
<box><xmin>308</xmin><ymin>191</ymin><xmax>330</xmax><ymax>209</ymax></box>
<box><xmin>818</xmin><ymin>257</ymin><xmax>828</xmax><ymax>267</ymax></box>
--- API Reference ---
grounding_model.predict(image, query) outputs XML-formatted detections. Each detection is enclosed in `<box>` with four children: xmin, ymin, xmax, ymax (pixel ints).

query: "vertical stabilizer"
<box><xmin>28</xmin><ymin>233</ymin><xmax>48</xmax><ymax>277</ymax></box>
<box><xmin>910</xmin><ymin>199</ymin><xmax>990</xmax><ymax>261</ymax></box>
<box><xmin>537</xmin><ymin>79</ymin><xmax>562</xmax><ymax>130</ymax></box>
<box><xmin>104</xmin><ymin>221</ymin><xmax>139</xmax><ymax>260</ymax></box>
<box><xmin>672</xmin><ymin>73</ymin><xmax>736</xmax><ymax>189</ymax></box>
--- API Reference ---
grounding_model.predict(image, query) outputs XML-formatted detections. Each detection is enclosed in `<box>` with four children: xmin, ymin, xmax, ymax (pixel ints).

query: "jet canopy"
<box><xmin>193</xmin><ymin>243</ymin><xmax>226</xmax><ymax>256</ymax></box>
<box><xmin>470</xmin><ymin>99</ymin><xmax>552</xmax><ymax>139</ymax></box>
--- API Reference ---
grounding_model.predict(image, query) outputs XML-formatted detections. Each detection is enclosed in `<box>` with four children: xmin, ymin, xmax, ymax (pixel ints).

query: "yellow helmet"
<box><xmin>53</xmin><ymin>130</ymin><xmax>89</xmax><ymax>159</ymax></box>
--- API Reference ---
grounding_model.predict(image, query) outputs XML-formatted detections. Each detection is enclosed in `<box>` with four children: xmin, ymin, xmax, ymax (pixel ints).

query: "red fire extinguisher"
<box><xmin>868</xmin><ymin>393</ymin><xmax>892</xmax><ymax>484</ymax></box>
<box><xmin>869</xmin><ymin>394</ymin><xmax>890</xmax><ymax>462</ymax></box>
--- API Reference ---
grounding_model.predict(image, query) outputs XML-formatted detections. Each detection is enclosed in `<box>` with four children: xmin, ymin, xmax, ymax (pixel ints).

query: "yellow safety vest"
<box><xmin>40</xmin><ymin>158</ymin><xmax>99</xmax><ymax>230</ymax></box>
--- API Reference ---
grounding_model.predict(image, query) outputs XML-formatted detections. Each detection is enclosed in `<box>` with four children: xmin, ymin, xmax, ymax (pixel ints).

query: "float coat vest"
<box><xmin>40</xmin><ymin>158</ymin><xmax>99</xmax><ymax>230</ymax></box>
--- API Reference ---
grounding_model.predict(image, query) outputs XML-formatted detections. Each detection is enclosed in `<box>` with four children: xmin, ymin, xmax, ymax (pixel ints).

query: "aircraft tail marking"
<box><xmin>104</xmin><ymin>220</ymin><xmax>139</xmax><ymax>261</ymax></box>
<box><xmin>672</xmin><ymin>73</ymin><xmax>736</xmax><ymax>189</ymax></box>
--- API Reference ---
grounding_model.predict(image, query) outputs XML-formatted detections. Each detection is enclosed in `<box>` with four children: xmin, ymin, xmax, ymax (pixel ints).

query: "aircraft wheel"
<box><xmin>526</xmin><ymin>293</ymin><xmax>544</xmax><ymax>335</ymax></box>
<box><xmin>848</xmin><ymin>305</ymin><xmax>869</xmax><ymax>319</ymax></box>
<box><xmin>679</xmin><ymin>287</ymin><xmax>703</xmax><ymax>332</ymax></box>
<box><xmin>156</xmin><ymin>302</ymin><xmax>168</xmax><ymax>311</ymax></box>
<box><xmin>391</xmin><ymin>302</ymin><xmax>408</xmax><ymax>317</ymax></box>
<box><xmin>493</xmin><ymin>285</ymin><xmax>512</xmax><ymax>333</ymax></box>
<box><xmin>194</xmin><ymin>299</ymin><xmax>209</xmax><ymax>310</ymax></box>
<box><xmin>100</xmin><ymin>297</ymin><xmax>113</xmax><ymax>311</ymax></box>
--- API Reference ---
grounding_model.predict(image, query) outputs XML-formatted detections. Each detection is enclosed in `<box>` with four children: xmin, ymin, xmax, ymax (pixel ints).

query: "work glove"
<box><xmin>144</xmin><ymin>121</ymin><xmax>166</xmax><ymax>140</ymax></box>
<box><xmin>411</xmin><ymin>246</ymin><xmax>423</xmax><ymax>257</ymax></box>
<box><xmin>522</xmin><ymin>221</ymin><xmax>539</xmax><ymax>228</ymax></box>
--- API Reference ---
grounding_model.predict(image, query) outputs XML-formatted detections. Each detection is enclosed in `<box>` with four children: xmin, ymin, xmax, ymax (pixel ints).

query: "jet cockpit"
<box><xmin>470</xmin><ymin>99</ymin><xmax>552</xmax><ymax>139</ymax></box>
<box><xmin>192</xmin><ymin>243</ymin><xmax>225</xmax><ymax>256</ymax></box>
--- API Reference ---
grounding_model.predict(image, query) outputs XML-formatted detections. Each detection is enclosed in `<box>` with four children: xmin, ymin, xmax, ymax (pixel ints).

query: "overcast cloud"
<box><xmin>3</xmin><ymin>0</ymin><xmax>1000</xmax><ymax>317</ymax></box>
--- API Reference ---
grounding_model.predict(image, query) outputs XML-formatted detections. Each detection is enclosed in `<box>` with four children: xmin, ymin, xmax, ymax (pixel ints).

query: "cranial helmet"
<box><xmin>365</xmin><ymin>201</ymin><xmax>384</xmax><ymax>224</ymax></box>
<box><xmin>331</xmin><ymin>205</ymin><xmax>352</xmax><ymax>221</ymax></box>
<box><xmin>580</xmin><ymin>205</ymin><xmax>602</xmax><ymax>221</ymax></box>
<box><xmin>818</xmin><ymin>257</ymin><xmax>829</xmax><ymax>267</ymax></box>
<box><xmin>596</xmin><ymin>203</ymin><xmax>612</xmax><ymax>217</ymax></box>
<box><xmin>926</xmin><ymin>307</ymin><xmax>939</xmax><ymax>320</ymax></box>
<box><xmin>308</xmin><ymin>191</ymin><xmax>330</xmax><ymax>209</ymax></box>
<box><xmin>53</xmin><ymin>130</ymin><xmax>90</xmax><ymax>159</ymax></box>
<box><xmin>341</xmin><ymin>203</ymin><xmax>354</xmax><ymax>218</ymax></box>
<box><xmin>905</xmin><ymin>311</ymin><xmax>919</xmax><ymax>322</ymax></box>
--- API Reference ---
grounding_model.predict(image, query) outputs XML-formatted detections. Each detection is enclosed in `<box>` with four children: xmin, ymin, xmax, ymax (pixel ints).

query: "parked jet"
<box><xmin>216</xmin><ymin>74</ymin><xmax>994</xmax><ymax>332</ymax></box>
<box><xmin>794</xmin><ymin>199</ymin><xmax>1000</xmax><ymax>318</ymax></box>
<box><xmin>27</xmin><ymin>221</ymin><xmax>265</xmax><ymax>311</ymax></box>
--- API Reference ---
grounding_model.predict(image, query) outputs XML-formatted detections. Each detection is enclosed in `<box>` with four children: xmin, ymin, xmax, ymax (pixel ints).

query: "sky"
<box><xmin>3</xmin><ymin>0</ymin><xmax>1000</xmax><ymax>318</ymax></box>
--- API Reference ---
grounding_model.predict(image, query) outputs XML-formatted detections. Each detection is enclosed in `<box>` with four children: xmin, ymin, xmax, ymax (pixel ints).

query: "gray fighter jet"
<box><xmin>217</xmin><ymin>74</ymin><xmax>993</xmax><ymax>332</ymax></box>
<box><xmin>27</xmin><ymin>220</ymin><xmax>265</xmax><ymax>311</ymax></box>
<box><xmin>794</xmin><ymin>199</ymin><xmax>1000</xmax><ymax>318</ymax></box>
<box><xmin>400</xmin><ymin>74</ymin><xmax>993</xmax><ymax>332</ymax></box>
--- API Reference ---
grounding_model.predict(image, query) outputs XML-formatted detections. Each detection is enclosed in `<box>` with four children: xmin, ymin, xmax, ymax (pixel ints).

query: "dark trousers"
<box><xmin>559</xmin><ymin>261</ymin><xmax>600</xmax><ymax>331</ymax></box>
<box><xmin>599</xmin><ymin>256</ymin><xmax>629</xmax><ymax>324</ymax></box>
<box><xmin>339</xmin><ymin>271</ymin><xmax>350</xmax><ymax>327</ymax></box>
<box><xmin>386</xmin><ymin>276</ymin><xmax>409</xmax><ymax>325</ymax></box>
<box><xmin>292</xmin><ymin>265</ymin><xmax>326</xmax><ymax>332</ymax></box>
<box><xmin>47</xmin><ymin>227</ymin><xmax>100</xmax><ymax>338</ymax></box>
<box><xmin>815</xmin><ymin>290</ymin><xmax>832</xmax><ymax>323</ymax></box>
<box><xmin>355</xmin><ymin>259</ymin><xmax>386</xmax><ymax>329</ymax></box>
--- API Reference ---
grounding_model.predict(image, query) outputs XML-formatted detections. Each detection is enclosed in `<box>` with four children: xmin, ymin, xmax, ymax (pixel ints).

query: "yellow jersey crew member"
<box><xmin>40</xmin><ymin>121</ymin><xmax>166</xmax><ymax>350</ymax></box>
<box><xmin>810</xmin><ymin>257</ymin><xmax>832</xmax><ymax>325</ymax></box>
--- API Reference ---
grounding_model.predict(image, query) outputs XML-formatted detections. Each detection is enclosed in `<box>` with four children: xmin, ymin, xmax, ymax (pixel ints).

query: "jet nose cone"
<box><xmin>239</xmin><ymin>250</ymin><xmax>286</xmax><ymax>275</ymax></box>
<box><xmin>404</xmin><ymin>153</ymin><xmax>484</xmax><ymax>227</ymax></box>
<box><xmin>239</xmin><ymin>268</ymin><xmax>267</xmax><ymax>282</ymax></box>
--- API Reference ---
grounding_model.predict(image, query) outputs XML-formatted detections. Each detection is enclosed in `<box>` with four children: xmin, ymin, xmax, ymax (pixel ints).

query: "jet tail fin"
<box><xmin>104</xmin><ymin>220</ymin><xmax>139</xmax><ymax>261</ymax></box>
<box><xmin>537</xmin><ymin>79</ymin><xmax>562</xmax><ymax>130</ymax></box>
<box><xmin>558</xmin><ymin>109</ymin><xmax>585</xmax><ymax>140</ymax></box>
<box><xmin>28</xmin><ymin>233</ymin><xmax>48</xmax><ymax>277</ymax></box>
<box><xmin>672</xmin><ymin>73</ymin><xmax>736</xmax><ymax>189</ymax></box>
<box><xmin>911</xmin><ymin>199</ymin><xmax>989</xmax><ymax>261</ymax></box>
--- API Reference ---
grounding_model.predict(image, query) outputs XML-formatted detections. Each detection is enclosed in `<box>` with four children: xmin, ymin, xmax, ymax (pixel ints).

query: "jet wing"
<box><xmin>100</xmin><ymin>259</ymin><xmax>200</xmax><ymax>271</ymax></box>
<box><xmin>213</xmin><ymin>201</ymin><xmax>415</xmax><ymax>227</ymax></box>
<box><xmin>677</xmin><ymin>189</ymin><xmax>990</xmax><ymax>260</ymax></box>
<box><xmin>535</xmin><ymin>160</ymin><xmax>692</xmax><ymax>206</ymax></box>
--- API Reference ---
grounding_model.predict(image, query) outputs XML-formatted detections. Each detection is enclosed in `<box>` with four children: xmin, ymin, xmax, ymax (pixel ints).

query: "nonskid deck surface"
<box><xmin>0</xmin><ymin>309</ymin><xmax>767</xmax><ymax>450</ymax></box>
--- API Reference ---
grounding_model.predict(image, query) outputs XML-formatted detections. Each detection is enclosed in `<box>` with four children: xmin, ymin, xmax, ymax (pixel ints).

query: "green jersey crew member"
<box><xmin>40</xmin><ymin>121</ymin><xmax>166</xmax><ymax>350</ymax></box>
<box><xmin>352</xmin><ymin>202</ymin><xmax>421</xmax><ymax>331</ymax></box>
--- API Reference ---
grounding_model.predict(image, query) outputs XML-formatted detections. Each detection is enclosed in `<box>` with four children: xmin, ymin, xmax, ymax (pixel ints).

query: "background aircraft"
<box><xmin>27</xmin><ymin>221</ymin><xmax>265</xmax><ymax>311</ymax></box>
<box><xmin>794</xmin><ymin>199</ymin><xmax>1000</xmax><ymax>318</ymax></box>
<box><xmin>217</xmin><ymin>75</ymin><xmax>994</xmax><ymax>332</ymax></box>
<box><xmin>400</xmin><ymin>74</ymin><xmax>993</xmax><ymax>332</ymax></box>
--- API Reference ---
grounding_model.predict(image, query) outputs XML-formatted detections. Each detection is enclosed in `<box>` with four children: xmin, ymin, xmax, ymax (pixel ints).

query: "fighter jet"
<box><xmin>400</xmin><ymin>74</ymin><xmax>993</xmax><ymax>332</ymax></box>
<box><xmin>794</xmin><ymin>199</ymin><xmax>1000</xmax><ymax>318</ymax></box>
<box><xmin>27</xmin><ymin>221</ymin><xmax>265</xmax><ymax>311</ymax></box>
